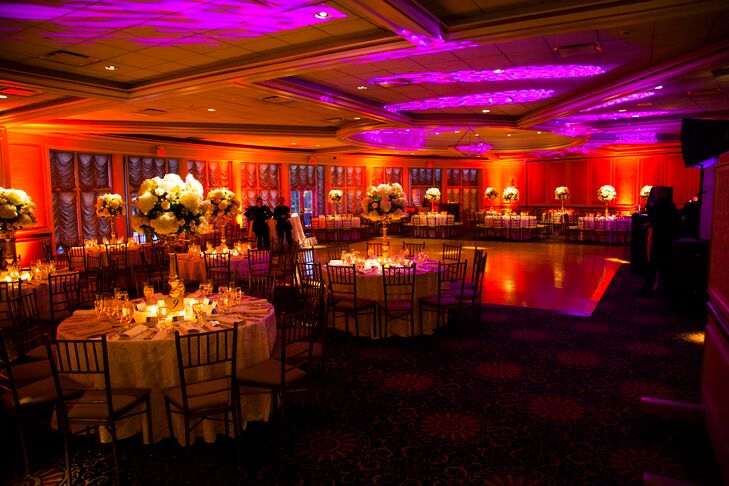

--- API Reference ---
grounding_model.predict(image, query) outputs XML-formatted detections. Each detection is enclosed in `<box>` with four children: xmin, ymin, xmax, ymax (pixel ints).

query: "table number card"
<box><xmin>164</xmin><ymin>296</ymin><xmax>184</xmax><ymax>313</ymax></box>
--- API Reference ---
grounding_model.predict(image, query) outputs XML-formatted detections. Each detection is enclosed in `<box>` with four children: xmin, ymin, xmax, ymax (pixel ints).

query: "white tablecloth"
<box><xmin>174</xmin><ymin>253</ymin><xmax>259</xmax><ymax>283</ymax></box>
<box><xmin>56</xmin><ymin>299</ymin><xmax>277</xmax><ymax>444</ymax></box>
<box><xmin>85</xmin><ymin>244</ymin><xmax>144</xmax><ymax>268</ymax></box>
<box><xmin>316</xmin><ymin>215</ymin><xmax>361</xmax><ymax>228</ymax></box>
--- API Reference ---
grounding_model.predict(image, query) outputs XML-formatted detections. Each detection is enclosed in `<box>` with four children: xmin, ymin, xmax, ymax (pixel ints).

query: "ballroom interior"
<box><xmin>1</xmin><ymin>1</ymin><xmax>729</xmax><ymax>484</ymax></box>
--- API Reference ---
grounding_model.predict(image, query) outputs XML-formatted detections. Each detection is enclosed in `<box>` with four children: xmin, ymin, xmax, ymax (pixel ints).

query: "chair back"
<box><xmin>0</xmin><ymin>280</ymin><xmax>23</xmax><ymax>327</ymax></box>
<box><xmin>247</xmin><ymin>249</ymin><xmax>271</xmax><ymax>276</ymax></box>
<box><xmin>275</xmin><ymin>306</ymin><xmax>319</xmax><ymax>374</ymax></box>
<box><xmin>173</xmin><ymin>327</ymin><xmax>238</xmax><ymax>414</ymax></box>
<box><xmin>382</xmin><ymin>265</ymin><xmax>417</xmax><ymax>308</ymax></box>
<box><xmin>442</xmin><ymin>243</ymin><xmax>462</xmax><ymax>262</ymax></box>
<box><xmin>437</xmin><ymin>260</ymin><xmax>467</xmax><ymax>299</ymax></box>
<box><xmin>326</xmin><ymin>244</ymin><xmax>350</xmax><ymax>262</ymax></box>
<box><xmin>402</xmin><ymin>241</ymin><xmax>425</xmax><ymax>256</ymax></box>
<box><xmin>204</xmin><ymin>252</ymin><xmax>232</xmax><ymax>287</ymax></box>
<box><xmin>8</xmin><ymin>291</ymin><xmax>43</xmax><ymax>357</ymax></box>
<box><xmin>0</xmin><ymin>328</ymin><xmax>21</xmax><ymax>404</ymax></box>
<box><xmin>42</xmin><ymin>240</ymin><xmax>55</xmax><ymax>263</ymax></box>
<box><xmin>470</xmin><ymin>249</ymin><xmax>487</xmax><ymax>295</ymax></box>
<box><xmin>297</xmin><ymin>261</ymin><xmax>323</xmax><ymax>286</ymax></box>
<box><xmin>105</xmin><ymin>243</ymin><xmax>128</xmax><ymax>270</ymax></box>
<box><xmin>248</xmin><ymin>274</ymin><xmax>276</xmax><ymax>301</ymax></box>
<box><xmin>47</xmin><ymin>337</ymin><xmax>114</xmax><ymax>421</ymax></box>
<box><xmin>48</xmin><ymin>271</ymin><xmax>81</xmax><ymax>323</ymax></box>
<box><xmin>367</xmin><ymin>241</ymin><xmax>383</xmax><ymax>257</ymax></box>
<box><xmin>67</xmin><ymin>246</ymin><xmax>86</xmax><ymax>270</ymax></box>
<box><xmin>326</xmin><ymin>264</ymin><xmax>359</xmax><ymax>304</ymax></box>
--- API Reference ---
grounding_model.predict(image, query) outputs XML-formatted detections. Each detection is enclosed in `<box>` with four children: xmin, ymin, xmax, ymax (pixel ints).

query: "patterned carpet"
<box><xmin>2</xmin><ymin>259</ymin><xmax>722</xmax><ymax>485</ymax></box>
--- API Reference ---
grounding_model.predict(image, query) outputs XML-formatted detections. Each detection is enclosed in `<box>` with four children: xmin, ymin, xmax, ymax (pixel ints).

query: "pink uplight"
<box><xmin>370</xmin><ymin>65</ymin><xmax>606</xmax><ymax>86</ymax></box>
<box><xmin>385</xmin><ymin>90</ymin><xmax>554</xmax><ymax>112</ymax></box>
<box><xmin>581</xmin><ymin>91</ymin><xmax>657</xmax><ymax>112</ymax></box>
<box><xmin>566</xmin><ymin>111</ymin><xmax>672</xmax><ymax>122</ymax></box>
<box><xmin>353</xmin><ymin>41</ymin><xmax>478</xmax><ymax>65</ymax></box>
<box><xmin>1</xmin><ymin>1</ymin><xmax>345</xmax><ymax>46</ymax></box>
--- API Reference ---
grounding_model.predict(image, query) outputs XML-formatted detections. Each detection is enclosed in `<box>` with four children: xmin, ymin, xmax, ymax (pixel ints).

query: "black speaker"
<box><xmin>681</xmin><ymin>118</ymin><xmax>729</xmax><ymax>167</ymax></box>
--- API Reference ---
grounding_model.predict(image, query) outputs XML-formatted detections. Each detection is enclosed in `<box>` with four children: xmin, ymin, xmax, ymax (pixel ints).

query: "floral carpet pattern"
<box><xmin>1</xmin><ymin>262</ymin><xmax>721</xmax><ymax>485</ymax></box>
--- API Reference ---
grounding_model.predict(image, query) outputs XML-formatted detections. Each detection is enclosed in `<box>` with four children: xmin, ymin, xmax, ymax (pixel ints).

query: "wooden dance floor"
<box><xmin>339</xmin><ymin>239</ymin><xmax>627</xmax><ymax>317</ymax></box>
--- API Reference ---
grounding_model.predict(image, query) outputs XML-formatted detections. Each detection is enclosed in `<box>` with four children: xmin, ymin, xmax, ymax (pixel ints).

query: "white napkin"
<box><xmin>215</xmin><ymin>315</ymin><xmax>241</xmax><ymax>326</ymax></box>
<box><xmin>119</xmin><ymin>324</ymin><xmax>148</xmax><ymax>340</ymax></box>
<box><xmin>177</xmin><ymin>322</ymin><xmax>201</xmax><ymax>334</ymax></box>
<box><xmin>73</xmin><ymin>309</ymin><xmax>97</xmax><ymax>316</ymax></box>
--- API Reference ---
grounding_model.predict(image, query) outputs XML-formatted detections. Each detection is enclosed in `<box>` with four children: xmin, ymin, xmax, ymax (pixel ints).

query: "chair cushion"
<box><xmin>271</xmin><ymin>342</ymin><xmax>322</xmax><ymax>363</ymax></box>
<box><xmin>0</xmin><ymin>359</ymin><xmax>51</xmax><ymax>387</ymax></box>
<box><xmin>162</xmin><ymin>377</ymin><xmax>232</xmax><ymax>413</ymax></box>
<box><xmin>236</xmin><ymin>359</ymin><xmax>306</xmax><ymax>388</ymax></box>
<box><xmin>1</xmin><ymin>375</ymin><xmax>83</xmax><ymax>412</ymax></box>
<box><xmin>67</xmin><ymin>388</ymin><xmax>150</xmax><ymax>420</ymax></box>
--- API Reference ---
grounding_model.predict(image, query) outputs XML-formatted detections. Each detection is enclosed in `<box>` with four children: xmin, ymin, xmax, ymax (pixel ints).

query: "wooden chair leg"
<box><xmin>109</xmin><ymin>422</ymin><xmax>122</xmax><ymax>486</ymax></box>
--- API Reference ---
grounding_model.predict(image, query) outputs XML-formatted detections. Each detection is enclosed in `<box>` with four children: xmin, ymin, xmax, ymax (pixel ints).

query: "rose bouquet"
<box><xmin>361</xmin><ymin>183</ymin><xmax>408</xmax><ymax>222</ymax></box>
<box><xmin>132</xmin><ymin>173</ymin><xmax>208</xmax><ymax>237</ymax></box>
<box><xmin>328</xmin><ymin>189</ymin><xmax>343</xmax><ymax>204</ymax></box>
<box><xmin>484</xmin><ymin>187</ymin><xmax>498</xmax><ymax>200</ymax></box>
<box><xmin>96</xmin><ymin>193</ymin><xmax>125</xmax><ymax>218</ymax></box>
<box><xmin>0</xmin><ymin>187</ymin><xmax>36</xmax><ymax>233</ymax></box>
<box><xmin>424</xmin><ymin>187</ymin><xmax>441</xmax><ymax>202</ymax></box>
<box><xmin>554</xmin><ymin>186</ymin><xmax>570</xmax><ymax>201</ymax></box>
<box><xmin>206</xmin><ymin>187</ymin><xmax>240</xmax><ymax>222</ymax></box>
<box><xmin>597</xmin><ymin>185</ymin><xmax>617</xmax><ymax>202</ymax></box>
<box><xmin>640</xmin><ymin>185</ymin><xmax>653</xmax><ymax>198</ymax></box>
<box><xmin>502</xmin><ymin>186</ymin><xmax>520</xmax><ymax>202</ymax></box>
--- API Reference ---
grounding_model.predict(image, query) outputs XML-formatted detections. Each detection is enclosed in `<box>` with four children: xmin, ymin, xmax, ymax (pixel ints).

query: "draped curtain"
<box><xmin>330</xmin><ymin>165</ymin><xmax>365</xmax><ymax>214</ymax></box>
<box><xmin>289</xmin><ymin>164</ymin><xmax>325</xmax><ymax>216</ymax></box>
<box><xmin>371</xmin><ymin>167</ymin><xmax>402</xmax><ymax>186</ymax></box>
<box><xmin>50</xmin><ymin>150</ymin><xmax>111</xmax><ymax>246</ymax></box>
<box><xmin>409</xmin><ymin>168</ymin><xmax>442</xmax><ymax>206</ymax></box>
<box><xmin>240</xmin><ymin>163</ymin><xmax>280</xmax><ymax>208</ymax></box>
<box><xmin>446</xmin><ymin>168</ymin><xmax>479</xmax><ymax>213</ymax></box>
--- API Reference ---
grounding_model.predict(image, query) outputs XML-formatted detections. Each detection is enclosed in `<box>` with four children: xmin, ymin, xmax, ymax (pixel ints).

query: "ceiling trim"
<box><xmin>336</xmin><ymin>0</ymin><xmax>445</xmax><ymax>41</ymax></box>
<box><xmin>518</xmin><ymin>38</ymin><xmax>729</xmax><ymax>128</ymax></box>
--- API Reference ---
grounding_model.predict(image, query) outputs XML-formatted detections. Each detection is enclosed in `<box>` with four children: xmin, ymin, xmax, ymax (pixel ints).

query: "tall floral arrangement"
<box><xmin>424</xmin><ymin>187</ymin><xmax>441</xmax><ymax>202</ymax></box>
<box><xmin>640</xmin><ymin>185</ymin><xmax>653</xmax><ymax>198</ymax></box>
<box><xmin>206</xmin><ymin>188</ymin><xmax>240</xmax><ymax>222</ymax></box>
<box><xmin>132</xmin><ymin>174</ymin><xmax>208</xmax><ymax>237</ymax></box>
<box><xmin>361</xmin><ymin>183</ymin><xmax>408</xmax><ymax>222</ymax></box>
<box><xmin>502</xmin><ymin>186</ymin><xmax>520</xmax><ymax>202</ymax></box>
<box><xmin>96</xmin><ymin>193</ymin><xmax>125</xmax><ymax>218</ymax></box>
<box><xmin>484</xmin><ymin>187</ymin><xmax>498</xmax><ymax>200</ymax></box>
<box><xmin>0</xmin><ymin>187</ymin><xmax>36</xmax><ymax>234</ymax></box>
<box><xmin>554</xmin><ymin>186</ymin><xmax>570</xmax><ymax>201</ymax></box>
<box><xmin>328</xmin><ymin>189</ymin><xmax>343</xmax><ymax>204</ymax></box>
<box><xmin>597</xmin><ymin>185</ymin><xmax>617</xmax><ymax>202</ymax></box>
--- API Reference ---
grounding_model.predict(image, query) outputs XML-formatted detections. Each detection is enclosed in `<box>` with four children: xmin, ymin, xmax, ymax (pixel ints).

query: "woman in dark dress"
<box><xmin>244</xmin><ymin>197</ymin><xmax>273</xmax><ymax>250</ymax></box>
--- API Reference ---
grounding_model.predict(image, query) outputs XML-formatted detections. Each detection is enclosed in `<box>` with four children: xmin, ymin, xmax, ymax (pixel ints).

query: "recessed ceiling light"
<box><xmin>632</xmin><ymin>114</ymin><xmax>640</xmax><ymax>118</ymax></box>
<box><xmin>104</xmin><ymin>65</ymin><xmax>117</xmax><ymax>71</ymax></box>
<box><xmin>435</xmin><ymin>132</ymin><xmax>440</xmax><ymax>135</ymax></box>
<box><xmin>207</xmin><ymin>107</ymin><xmax>216</xmax><ymax>112</ymax></box>
<box><xmin>618</xmin><ymin>109</ymin><xmax>627</xmax><ymax>112</ymax></box>
<box><xmin>315</xmin><ymin>144</ymin><xmax>320</xmax><ymax>147</ymax></box>
<box><xmin>0</xmin><ymin>94</ymin><xmax>7</xmax><ymax>99</ymax></box>
<box><xmin>314</xmin><ymin>11</ymin><xmax>330</xmax><ymax>19</ymax></box>
<box><xmin>290</xmin><ymin>142</ymin><xmax>297</xmax><ymax>145</ymax></box>
<box><xmin>482</xmin><ymin>109</ymin><xmax>490</xmax><ymax>113</ymax></box>
<box><xmin>356</xmin><ymin>85</ymin><xmax>367</xmax><ymax>90</ymax></box>
<box><xmin>507</xmin><ymin>133</ymin><xmax>512</xmax><ymax>137</ymax></box>
<box><xmin>492</xmin><ymin>69</ymin><xmax>504</xmax><ymax>74</ymax></box>
<box><xmin>654</xmin><ymin>85</ymin><xmax>663</xmax><ymax>90</ymax></box>
<box><xmin>353</xmin><ymin>117</ymin><xmax>361</xmax><ymax>120</ymax></box>
<box><xmin>537</xmin><ymin>131</ymin><xmax>542</xmax><ymax>134</ymax></box>
<box><xmin>454</xmin><ymin>130</ymin><xmax>460</xmax><ymax>134</ymax></box>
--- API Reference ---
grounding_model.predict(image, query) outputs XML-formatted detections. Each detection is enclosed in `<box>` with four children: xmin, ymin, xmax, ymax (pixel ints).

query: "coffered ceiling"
<box><xmin>1</xmin><ymin>0</ymin><xmax>728</xmax><ymax>159</ymax></box>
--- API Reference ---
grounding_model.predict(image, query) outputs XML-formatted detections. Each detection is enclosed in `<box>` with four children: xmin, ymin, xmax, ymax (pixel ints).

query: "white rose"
<box><xmin>380</xmin><ymin>200</ymin><xmax>392</xmax><ymax>211</ymax></box>
<box><xmin>5</xmin><ymin>190</ymin><xmax>23</xmax><ymax>206</ymax></box>
<box><xmin>110</xmin><ymin>199</ymin><xmax>120</xmax><ymax>209</ymax></box>
<box><xmin>131</xmin><ymin>214</ymin><xmax>148</xmax><ymax>233</ymax></box>
<box><xmin>179</xmin><ymin>190</ymin><xmax>201</xmax><ymax>212</ymax></box>
<box><xmin>136</xmin><ymin>192</ymin><xmax>157</xmax><ymax>214</ymax></box>
<box><xmin>0</xmin><ymin>204</ymin><xmax>18</xmax><ymax>219</ymax></box>
<box><xmin>139</xmin><ymin>179</ymin><xmax>154</xmax><ymax>195</ymax></box>
<box><xmin>219</xmin><ymin>200</ymin><xmax>229</xmax><ymax>210</ymax></box>
<box><xmin>185</xmin><ymin>174</ymin><xmax>204</xmax><ymax>196</ymax></box>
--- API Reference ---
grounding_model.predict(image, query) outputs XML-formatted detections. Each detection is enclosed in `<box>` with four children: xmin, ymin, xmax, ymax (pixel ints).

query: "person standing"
<box><xmin>639</xmin><ymin>186</ymin><xmax>677</xmax><ymax>296</ymax></box>
<box><xmin>244</xmin><ymin>197</ymin><xmax>272</xmax><ymax>250</ymax></box>
<box><xmin>273</xmin><ymin>196</ymin><xmax>293</xmax><ymax>252</ymax></box>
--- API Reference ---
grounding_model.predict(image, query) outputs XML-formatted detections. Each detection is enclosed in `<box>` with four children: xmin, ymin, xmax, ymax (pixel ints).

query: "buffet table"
<box><xmin>55</xmin><ymin>295</ymin><xmax>277</xmax><ymax>444</ymax></box>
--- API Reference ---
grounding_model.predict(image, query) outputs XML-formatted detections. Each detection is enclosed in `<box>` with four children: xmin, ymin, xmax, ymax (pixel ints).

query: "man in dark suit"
<box><xmin>639</xmin><ymin>186</ymin><xmax>677</xmax><ymax>296</ymax></box>
<box><xmin>244</xmin><ymin>197</ymin><xmax>272</xmax><ymax>250</ymax></box>
<box><xmin>273</xmin><ymin>196</ymin><xmax>293</xmax><ymax>252</ymax></box>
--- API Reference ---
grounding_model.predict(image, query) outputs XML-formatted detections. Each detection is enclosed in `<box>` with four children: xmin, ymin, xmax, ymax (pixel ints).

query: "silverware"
<box><xmin>144</xmin><ymin>328</ymin><xmax>160</xmax><ymax>340</ymax></box>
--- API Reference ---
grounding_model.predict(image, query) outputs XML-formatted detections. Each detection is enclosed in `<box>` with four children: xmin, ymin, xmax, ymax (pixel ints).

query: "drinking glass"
<box><xmin>94</xmin><ymin>296</ymin><xmax>105</xmax><ymax>319</ymax></box>
<box><xmin>199</xmin><ymin>282</ymin><xmax>210</xmax><ymax>299</ymax></box>
<box><xmin>192</xmin><ymin>303</ymin><xmax>205</xmax><ymax>324</ymax></box>
<box><xmin>120</xmin><ymin>303</ymin><xmax>134</xmax><ymax>330</ymax></box>
<box><xmin>143</xmin><ymin>284</ymin><xmax>155</xmax><ymax>304</ymax></box>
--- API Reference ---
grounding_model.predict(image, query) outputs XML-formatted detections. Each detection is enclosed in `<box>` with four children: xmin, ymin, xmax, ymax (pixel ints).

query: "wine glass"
<box><xmin>192</xmin><ymin>303</ymin><xmax>205</xmax><ymax>324</ymax></box>
<box><xmin>143</xmin><ymin>284</ymin><xmax>155</xmax><ymax>304</ymax></box>
<box><xmin>94</xmin><ymin>295</ymin><xmax>105</xmax><ymax>319</ymax></box>
<box><xmin>199</xmin><ymin>281</ymin><xmax>210</xmax><ymax>299</ymax></box>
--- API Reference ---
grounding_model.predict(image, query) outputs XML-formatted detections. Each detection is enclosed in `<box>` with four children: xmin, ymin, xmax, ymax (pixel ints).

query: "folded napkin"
<box><xmin>73</xmin><ymin>309</ymin><xmax>97</xmax><ymax>316</ymax></box>
<box><xmin>72</xmin><ymin>323</ymin><xmax>114</xmax><ymax>338</ymax></box>
<box><xmin>358</xmin><ymin>267</ymin><xmax>378</xmax><ymax>275</ymax></box>
<box><xmin>119</xmin><ymin>324</ymin><xmax>148</xmax><ymax>340</ymax></box>
<box><xmin>177</xmin><ymin>322</ymin><xmax>201</xmax><ymax>334</ymax></box>
<box><xmin>216</xmin><ymin>315</ymin><xmax>241</xmax><ymax>326</ymax></box>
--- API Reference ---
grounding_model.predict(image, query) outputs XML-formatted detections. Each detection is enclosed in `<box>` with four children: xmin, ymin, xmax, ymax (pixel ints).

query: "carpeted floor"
<box><xmin>2</xmin><ymin>260</ymin><xmax>722</xmax><ymax>485</ymax></box>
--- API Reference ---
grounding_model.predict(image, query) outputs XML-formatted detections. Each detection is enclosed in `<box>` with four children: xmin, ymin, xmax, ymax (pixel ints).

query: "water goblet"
<box><xmin>94</xmin><ymin>296</ymin><xmax>105</xmax><ymax>319</ymax></box>
<box><xmin>192</xmin><ymin>303</ymin><xmax>205</xmax><ymax>324</ymax></box>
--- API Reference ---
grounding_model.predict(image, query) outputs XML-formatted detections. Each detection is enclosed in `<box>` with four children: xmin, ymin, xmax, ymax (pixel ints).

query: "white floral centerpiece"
<box><xmin>132</xmin><ymin>173</ymin><xmax>208</xmax><ymax>238</ymax></box>
<box><xmin>597</xmin><ymin>184</ymin><xmax>617</xmax><ymax>216</ymax></box>
<box><xmin>554</xmin><ymin>186</ymin><xmax>570</xmax><ymax>201</ymax></box>
<box><xmin>502</xmin><ymin>186</ymin><xmax>520</xmax><ymax>203</ymax></box>
<box><xmin>206</xmin><ymin>188</ymin><xmax>240</xmax><ymax>223</ymax></box>
<box><xmin>424</xmin><ymin>187</ymin><xmax>441</xmax><ymax>202</ymax></box>
<box><xmin>640</xmin><ymin>185</ymin><xmax>653</xmax><ymax>198</ymax></box>
<box><xmin>361</xmin><ymin>183</ymin><xmax>408</xmax><ymax>259</ymax></box>
<box><xmin>484</xmin><ymin>187</ymin><xmax>498</xmax><ymax>200</ymax></box>
<box><xmin>96</xmin><ymin>193</ymin><xmax>125</xmax><ymax>218</ymax></box>
<box><xmin>328</xmin><ymin>189</ymin><xmax>343</xmax><ymax>204</ymax></box>
<box><xmin>0</xmin><ymin>187</ymin><xmax>37</xmax><ymax>234</ymax></box>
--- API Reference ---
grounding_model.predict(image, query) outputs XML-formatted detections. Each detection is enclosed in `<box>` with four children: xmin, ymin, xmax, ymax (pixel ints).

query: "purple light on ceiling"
<box><xmin>566</xmin><ymin>111</ymin><xmax>671</xmax><ymax>122</ymax></box>
<box><xmin>0</xmin><ymin>1</ymin><xmax>345</xmax><ymax>46</ymax></box>
<box><xmin>580</xmin><ymin>91</ymin><xmax>656</xmax><ymax>112</ymax></box>
<box><xmin>452</xmin><ymin>142</ymin><xmax>493</xmax><ymax>156</ymax></box>
<box><xmin>397</xmin><ymin>29</ymin><xmax>443</xmax><ymax>47</ymax></box>
<box><xmin>353</xmin><ymin>40</ymin><xmax>478</xmax><ymax>65</ymax></box>
<box><xmin>351</xmin><ymin>128</ymin><xmax>434</xmax><ymax>150</ymax></box>
<box><xmin>370</xmin><ymin>65</ymin><xmax>606</xmax><ymax>86</ymax></box>
<box><xmin>550</xmin><ymin>124</ymin><xmax>595</xmax><ymax>137</ymax></box>
<box><xmin>385</xmin><ymin>90</ymin><xmax>554</xmax><ymax>112</ymax></box>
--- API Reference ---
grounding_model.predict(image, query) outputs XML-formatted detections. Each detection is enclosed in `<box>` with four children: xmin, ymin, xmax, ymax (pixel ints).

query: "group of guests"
<box><xmin>243</xmin><ymin>196</ymin><xmax>293</xmax><ymax>251</ymax></box>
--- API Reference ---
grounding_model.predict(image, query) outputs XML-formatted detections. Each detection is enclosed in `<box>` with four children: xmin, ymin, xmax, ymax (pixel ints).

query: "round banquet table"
<box><xmin>173</xmin><ymin>252</ymin><xmax>265</xmax><ymax>283</ymax></box>
<box><xmin>325</xmin><ymin>261</ymin><xmax>439</xmax><ymax>338</ymax></box>
<box><xmin>55</xmin><ymin>297</ymin><xmax>277</xmax><ymax>445</ymax></box>
<box><xmin>84</xmin><ymin>243</ymin><xmax>144</xmax><ymax>268</ymax></box>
